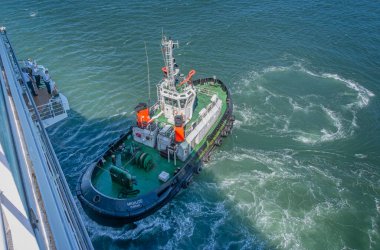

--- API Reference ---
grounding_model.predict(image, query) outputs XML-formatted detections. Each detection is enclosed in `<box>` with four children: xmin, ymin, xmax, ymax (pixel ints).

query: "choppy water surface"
<box><xmin>1</xmin><ymin>1</ymin><xmax>379</xmax><ymax>249</ymax></box>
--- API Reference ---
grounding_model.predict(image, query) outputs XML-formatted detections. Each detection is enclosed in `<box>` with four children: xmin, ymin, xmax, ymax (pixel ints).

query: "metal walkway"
<box><xmin>0</xmin><ymin>27</ymin><xmax>92</xmax><ymax>249</ymax></box>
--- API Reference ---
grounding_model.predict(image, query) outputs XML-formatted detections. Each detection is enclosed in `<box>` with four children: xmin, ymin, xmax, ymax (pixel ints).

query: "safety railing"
<box><xmin>29</xmin><ymin>98</ymin><xmax>66</xmax><ymax>121</ymax></box>
<box><xmin>197</xmin><ymin>87</ymin><xmax>216</xmax><ymax>97</ymax></box>
<box><xmin>0</xmin><ymin>191</ymin><xmax>9</xmax><ymax>250</ymax></box>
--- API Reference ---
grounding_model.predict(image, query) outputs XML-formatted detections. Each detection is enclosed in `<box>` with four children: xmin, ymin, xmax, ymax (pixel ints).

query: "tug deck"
<box><xmin>92</xmin><ymin>142</ymin><xmax>185</xmax><ymax>198</ymax></box>
<box><xmin>91</xmin><ymin>80</ymin><xmax>228</xmax><ymax>199</ymax></box>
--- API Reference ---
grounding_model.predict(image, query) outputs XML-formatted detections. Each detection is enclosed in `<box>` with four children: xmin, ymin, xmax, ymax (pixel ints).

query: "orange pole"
<box><xmin>178</xmin><ymin>69</ymin><xmax>196</xmax><ymax>87</ymax></box>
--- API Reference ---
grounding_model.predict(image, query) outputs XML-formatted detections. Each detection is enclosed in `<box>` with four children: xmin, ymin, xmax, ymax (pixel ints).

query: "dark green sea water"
<box><xmin>1</xmin><ymin>1</ymin><xmax>379</xmax><ymax>249</ymax></box>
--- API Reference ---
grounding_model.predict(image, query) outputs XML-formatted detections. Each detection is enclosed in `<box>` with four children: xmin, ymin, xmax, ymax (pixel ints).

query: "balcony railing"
<box><xmin>29</xmin><ymin>97</ymin><xmax>67</xmax><ymax>122</ymax></box>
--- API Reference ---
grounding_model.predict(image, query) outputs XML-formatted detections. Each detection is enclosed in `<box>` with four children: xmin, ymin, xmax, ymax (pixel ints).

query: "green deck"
<box><xmin>92</xmin><ymin>142</ymin><xmax>184</xmax><ymax>197</ymax></box>
<box><xmin>92</xmin><ymin>81</ymin><xmax>228</xmax><ymax>199</ymax></box>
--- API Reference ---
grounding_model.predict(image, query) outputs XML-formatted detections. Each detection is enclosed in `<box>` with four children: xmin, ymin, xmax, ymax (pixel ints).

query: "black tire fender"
<box><xmin>215</xmin><ymin>137</ymin><xmax>222</xmax><ymax>146</ymax></box>
<box><xmin>182</xmin><ymin>176</ymin><xmax>193</xmax><ymax>189</ymax></box>
<box><xmin>203</xmin><ymin>154</ymin><xmax>211</xmax><ymax>163</ymax></box>
<box><xmin>194</xmin><ymin>165</ymin><xmax>202</xmax><ymax>174</ymax></box>
<box><xmin>221</xmin><ymin>130</ymin><xmax>228</xmax><ymax>137</ymax></box>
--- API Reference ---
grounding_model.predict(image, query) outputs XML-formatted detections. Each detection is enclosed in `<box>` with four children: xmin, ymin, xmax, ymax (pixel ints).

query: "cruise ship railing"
<box><xmin>0</xmin><ymin>192</ymin><xmax>10</xmax><ymax>250</ymax></box>
<box><xmin>29</xmin><ymin>98</ymin><xmax>66</xmax><ymax>121</ymax></box>
<box><xmin>1</xmin><ymin>29</ymin><xmax>93</xmax><ymax>249</ymax></box>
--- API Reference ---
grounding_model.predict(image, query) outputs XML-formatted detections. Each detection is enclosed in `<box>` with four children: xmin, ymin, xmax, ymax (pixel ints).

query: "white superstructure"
<box><xmin>186</xmin><ymin>95</ymin><xmax>222</xmax><ymax>146</ymax></box>
<box><xmin>132</xmin><ymin>36</ymin><xmax>225</xmax><ymax>163</ymax></box>
<box><xmin>157</xmin><ymin>36</ymin><xmax>196</xmax><ymax>124</ymax></box>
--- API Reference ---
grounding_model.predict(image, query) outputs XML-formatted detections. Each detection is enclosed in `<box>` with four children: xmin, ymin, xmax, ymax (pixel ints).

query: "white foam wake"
<box><xmin>210</xmin><ymin>147</ymin><xmax>356</xmax><ymax>249</ymax></box>
<box><xmin>295</xmin><ymin>105</ymin><xmax>345</xmax><ymax>144</ymax></box>
<box><xmin>232</xmin><ymin>62</ymin><xmax>374</xmax><ymax>144</ymax></box>
<box><xmin>320</xmin><ymin>73</ymin><xmax>374</xmax><ymax>108</ymax></box>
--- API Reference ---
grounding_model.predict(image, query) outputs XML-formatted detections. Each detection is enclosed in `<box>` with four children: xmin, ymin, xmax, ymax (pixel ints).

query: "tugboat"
<box><xmin>77</xmin><ymin>36</ymin><xmax>234</xmax><ymax>225</ymax></box>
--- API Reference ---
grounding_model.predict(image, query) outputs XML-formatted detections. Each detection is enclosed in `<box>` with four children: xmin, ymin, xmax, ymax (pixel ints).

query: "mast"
<box><xmin>144</xmin><ymin>41</ymin><xmax>151</xmax><ymax>105</ymax></box>
<box><xmin>161</xmin><ymin>36</ymin><xmax>178</xmax><ymax>90</ymax></box>
<box><xmin>158</xmin><ymin>35</ymin><xmax>196</xmax><ymax>124</ymax></box>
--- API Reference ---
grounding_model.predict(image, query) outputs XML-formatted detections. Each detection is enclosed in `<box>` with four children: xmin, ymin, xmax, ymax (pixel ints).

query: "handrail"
<box><xmin>0</xmin><ymin>191</ymin><xmax>10</xmax><ymax>250</ymax></box>
<box><xmin>29</xmin><ymin>98</ymin><xmax>66</xmax><ymax>121</ymax></box>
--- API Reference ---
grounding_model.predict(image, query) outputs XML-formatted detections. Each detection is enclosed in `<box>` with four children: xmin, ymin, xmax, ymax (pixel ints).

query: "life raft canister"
<box><xmin>174</xmin><ymin>115</ymin><xmax>185</xmax><ymax>143</ymax></box>
<box><xmin>135</xmin><ymin>102</ymin><xmax>150</xmax><ymax>128</ymax></box>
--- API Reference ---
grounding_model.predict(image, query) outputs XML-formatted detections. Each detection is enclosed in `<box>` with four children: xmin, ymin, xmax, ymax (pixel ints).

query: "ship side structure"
<box><xmin>0</xmin><ymin>27</ymin><xmax>92</xmax><ymax>249</ymax></box>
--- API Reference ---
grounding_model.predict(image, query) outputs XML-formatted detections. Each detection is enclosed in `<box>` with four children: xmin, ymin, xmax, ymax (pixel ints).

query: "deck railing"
<box><xmin>197</xmin><ymin>87</ymin><xmax>216</xmax><ymax>97</ymax></box>
<box><xmin>29</xmin><ymin>98</ymin><xmax>66</xmax><ymax>121</ymax></box>
<box><xmin>0</xmin><ymin>192</ymin><xmax>10</xmax><ymax>250</ymax></box>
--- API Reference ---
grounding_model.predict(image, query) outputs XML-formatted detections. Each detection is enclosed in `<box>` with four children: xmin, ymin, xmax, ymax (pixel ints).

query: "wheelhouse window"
<box><xmin>180</xmin><ymin>99</ymin><xmax>186</xmax><ymax>108</ymax></box>
<box><xmin>164</xmin><ymin>97</ymin><xmax>181</xmax><ymax>108</ymax></box>
<box><xmin>164</xmin><ymin>97</ymin><xmax>172</xmax><ymax>105</ymax></box>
